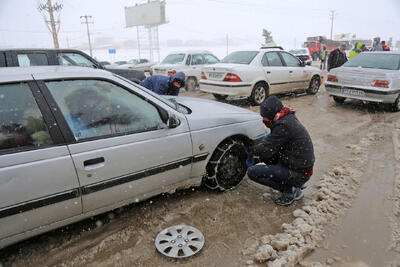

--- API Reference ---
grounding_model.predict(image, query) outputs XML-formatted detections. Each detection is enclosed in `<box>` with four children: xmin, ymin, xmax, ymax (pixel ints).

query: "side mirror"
<box><xmin>299</xmin><ymin>61</ymin><xmax>306</xmax><ymax>67</ymax></box>
<box><xmin>167</xmin><ymin>114</ymin><xmax>180</xmax><ymax>129</ymax></box>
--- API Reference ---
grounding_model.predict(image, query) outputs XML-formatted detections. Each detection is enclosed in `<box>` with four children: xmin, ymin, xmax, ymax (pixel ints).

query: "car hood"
<box><xmin>174</xmin><ymin>96</ymin><xmax>261</xmax><ymax>131</ymax></box>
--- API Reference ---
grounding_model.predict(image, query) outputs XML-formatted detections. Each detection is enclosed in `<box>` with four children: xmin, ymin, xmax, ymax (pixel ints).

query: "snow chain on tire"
<box><xmin>205</xmin><ymin>139</ymin><xmax>247</xmax><ymax>191</ymax></box>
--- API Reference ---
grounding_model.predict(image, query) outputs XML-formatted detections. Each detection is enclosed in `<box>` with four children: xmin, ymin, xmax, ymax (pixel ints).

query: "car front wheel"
<box><xmin>333</xmin><ymin>96</ymin><xmax>346</xmax><ymax>103</ymax></box>
<box><xmin>249</xmin><ymin>83</ymin><xmax>268</xmax><ymax>105</ymax></box>
<box><xmin>205</xmin><ymin>138</ymin><xmax>247</xmax><ymax>191</ymax></box>
<box><xmin>391</xmin><ymin>95</ymin><xmax>400</xmax><ymax>112</ymax></box>
<box><xmin>307</xmin><ymin>76</ymin><xmax>320</xmax><ymax>94</ymax></box>
<box><xmin>185</xmin><ymin>77</ymin><xmax>197</xmax><ymax>91</ymax></box>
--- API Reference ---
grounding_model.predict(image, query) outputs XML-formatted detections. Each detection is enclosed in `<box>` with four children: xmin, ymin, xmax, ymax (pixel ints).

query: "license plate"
<box><xmin>208</xmin><ymin>73</ymin><xmax>223</xmax><ymax>79</ymax></box>
<box><xmin>341</xmin><ymin>88</ymin><xmax>365</xmax><ymax>96</ymax></box>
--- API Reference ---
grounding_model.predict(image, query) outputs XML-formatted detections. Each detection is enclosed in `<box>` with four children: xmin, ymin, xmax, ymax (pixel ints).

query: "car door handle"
<box><xmin>84</xmin><ymin>157</ymin><xmax>105</xmax><ymax>166</ymax></box>
<box><xmin>289</xmin><ymin>71</ymin><xmax>293</xmax><ymax>73</ymax></box>
<box><xmin>267</xmin><ymin>71</ymin><xmax>271</xmax><ymax>74</ymax></box>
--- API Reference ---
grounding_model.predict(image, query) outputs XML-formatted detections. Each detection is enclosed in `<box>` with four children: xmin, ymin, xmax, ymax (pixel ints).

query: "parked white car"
<box><xmin>151</xmin><ymin>50</ymin><xmax>220</xmax><ymax>90</ymax></box>
<box><xmin>0</xmin><ymin>66</ymin><xmax>265</xmax><ymax>248</ymax></box>
<box><xmin>200</xmin><ymin>48</ymin><xmax>322</xmax><ymax>105</ymax></box>
<box><xmin>118</xmin><ymin>59</ymin><xmax>156</xmax><ymax>75</ymax></box>
<box><xmin>289</xmin><ymin>48</ymin><xmax>313</xmax><ymax>66</ymax></box>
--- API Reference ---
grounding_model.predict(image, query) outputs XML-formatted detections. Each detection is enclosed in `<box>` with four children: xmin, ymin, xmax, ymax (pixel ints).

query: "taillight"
<box><xmin>168</xmin><ymin>70</ymin><xmax>176</xmax><ymax>76</ymax></box>
<box><xmin>223</xmin><ymin>73</ymin><xmax>242</xmax><ymax>82</ymax></box>
<box><xmin>327</xmin><ymin>75</ymin><xmax>338</xmax><ymax>83</ymax></box>
<box><xmin>373</xmin><ymin>80</ymin><xmax>390</xmax><ymax>88</ymax></box>
<box><xmin>201</xmin><ymin>71</ymin><xmax>207</xmax><ymax>80</ymax></box>
<box><xmin>307</xmin><ymin>56</ymin><xmax>310</xmax><ymax>60</ymax></box>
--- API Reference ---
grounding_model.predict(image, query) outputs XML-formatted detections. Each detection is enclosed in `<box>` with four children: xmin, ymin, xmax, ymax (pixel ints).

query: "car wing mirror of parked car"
<box><xmin>167</xmin><ymin>114</ymin><xmax>181</xmax><ymax>129</ymax></box>
<box><xmin>299</xmin><ymin>61</ymin><xmax>306</xmax><ymax>67</ymax></box>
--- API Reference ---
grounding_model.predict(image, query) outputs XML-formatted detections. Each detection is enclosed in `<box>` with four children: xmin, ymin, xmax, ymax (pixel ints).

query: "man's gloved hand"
<box><xmin>244</xmin><ymin>149</ymin><xmax>255</xmax><ymax>167</ymax></box>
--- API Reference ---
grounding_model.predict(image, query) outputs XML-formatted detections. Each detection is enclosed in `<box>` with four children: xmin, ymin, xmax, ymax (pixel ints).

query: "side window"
<box><xmin>191</xmin><ymin>54</ymin><xmax>204</xmax><ymax>65</ymax></box>
<box><xmin>204</xmin><ymin>54</ymin><xmax>219</xmax><ymax>64</ymax></box>
<box><xmin>57</xmin><ymin>53</ymin><xmax>97</xmax><ymax>68</ymax></box>
<box><xmin>0</xmin><ymin>83</ymin><xmax>53</xmax><ymax>152</ymax></box>
<box><xmin>265</xmin><ymin>52</ymin><xmax>283</xmax><ymax>67</ymax></box>
<box><xmin>185</xmin><ymin>55</ymin><xmax>191</xmax><ymax>65</ymax></box>
<box><xmin>261</xmin><ymin>53</ymin><xmax>269</xmax><ymax>66</ymax></box>
<box><xmin>17</xmin><ymin>53</ymin><xmax>49</xmax><ymax>67</ymax></box>
<box><xmin>280</xmin><ymin>52</ymin><xmax>301</xmax><ymax>67</ymax></box>
<box><xmin>46</xmin><ymin>80</ymin><xmax>165</xmax><ymax>141</ymax></box>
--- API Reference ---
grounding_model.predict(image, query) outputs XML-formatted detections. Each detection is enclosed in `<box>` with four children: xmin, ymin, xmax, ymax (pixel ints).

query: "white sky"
<box><xmin>0</xmin><ymin>0</ymin><xmax>399</xmax><ymax>49</ymax></box>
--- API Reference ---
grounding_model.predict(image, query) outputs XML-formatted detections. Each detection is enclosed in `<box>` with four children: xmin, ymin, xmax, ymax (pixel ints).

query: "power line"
<box><xmin>37</xmin><ymin>0</ymin><xmax>63</xmax><ymax>48</ymax></box>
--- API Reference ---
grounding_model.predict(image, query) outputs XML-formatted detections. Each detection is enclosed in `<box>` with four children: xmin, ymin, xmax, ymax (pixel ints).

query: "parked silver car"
<box><xmin>0</xmin><ymin>66</ymin><xmax>265</xmax><ymax>248</ymax></box>
<box><xmin>325</xmin><ymin>52</ymin><xmax>400</xmax><ymax>111</ymax></box>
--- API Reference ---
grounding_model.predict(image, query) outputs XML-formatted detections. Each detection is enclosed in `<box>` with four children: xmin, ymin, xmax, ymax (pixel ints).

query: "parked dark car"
<box><xmin>0</xmin><ymin>49</ymin><xmax>146</xmax><ymax>83</ymax></box>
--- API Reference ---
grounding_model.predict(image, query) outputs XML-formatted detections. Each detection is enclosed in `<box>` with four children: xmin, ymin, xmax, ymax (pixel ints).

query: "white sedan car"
<box><xmin>200</xmin><ymin>48</ymin><xmax>322</xmax><ymax>105</ymax></box>
<box><xmin>0</xmin><ymin>66</ymin><xmax>265</xmax><ymax>248</ymax></box>
<box><xmin>151</xmin><ymin>50</ymin><xmax>220</xmax><ymax>90</ymax></box>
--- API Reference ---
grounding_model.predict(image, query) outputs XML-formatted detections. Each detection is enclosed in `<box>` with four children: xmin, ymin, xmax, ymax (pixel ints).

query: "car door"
<box><xmin>0</xmin><ymin>81</ymin><xmax>82</xmax><ymax>243</ymax></box>
<box><xmin>279</xmin><ymin>51</ymin><xmax>309</xmax><ymax>90</ymax></box>
<box><xmin>262</xmin><ymin>51</ymin><xmax>290</xmax><ymax>94</ymax></box>
<box><xmin>41</xmin><ymin>78</ymin><xmax>193</xmax><ymax>213</ymax></box>
<box><xmin>190</xmin><ymin>54</ymin><xmax>205</xmax><ymax>80</ymax></box>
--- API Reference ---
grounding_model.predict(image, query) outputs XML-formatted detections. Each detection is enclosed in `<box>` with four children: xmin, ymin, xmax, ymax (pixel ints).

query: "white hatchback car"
<box><xmin>151</xmin><ymin>50</ymin><xmax>220</xmax><ymax>90</ymax></box>
<box><xmin>200</xmin><ymin>47</ymin><xmax>322</xmax><ymax>105</ymax></box>
<box><xmin>0</xmin><ymin>66</ymin><xmax>265</xmax><ymax>248</ymax></box>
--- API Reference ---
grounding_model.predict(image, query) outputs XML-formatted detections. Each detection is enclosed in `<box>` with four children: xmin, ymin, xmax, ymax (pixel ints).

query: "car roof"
<box><xmin>167</xmin><ymin>50</ymin><xmax>214</xmax><ymax>54</ymax></box>
<box><xmin>0</xmin><ymin>66</ymin><xmax>113</xmax><ymax>83</ymax></box>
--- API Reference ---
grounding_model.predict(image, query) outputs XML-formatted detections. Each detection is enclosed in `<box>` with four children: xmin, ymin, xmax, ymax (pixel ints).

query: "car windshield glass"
<box><xmin>303</xmin><ymin>42</ymin><xmax>316</xmax><ymax>47</ymax></box>
<box><xmin>343</xmin><ymin>53</ymin><xmax>400</xmax><ymax>70</ymax></box>
<box><xmin>127</xmin><ymin>59</ymin><xmax>139</xmax><ymax>64</ymax></box>
<box><xmin>221</xmin><ymin>51</ymin><xmax>259</xmax><ymax>64</ymax></box>
<box><xmin>161</xmin><ymin>54</ymin><xmax>185</xmax><ymax>64</ymax></box>
<box><xmin>289</xmin><ymin>49</ymin><xmax>308</xmax><ymax>55</ymax></box>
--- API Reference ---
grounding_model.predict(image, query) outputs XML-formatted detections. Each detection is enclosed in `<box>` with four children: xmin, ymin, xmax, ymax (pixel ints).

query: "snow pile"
<box><xmin>246</xmin><ymin>134</ymin><xmax>376</xmax><ymax>267</ymax></box>
<box><xmin>389</xmin><ymin>122</ymin><xmax>400</xmax><ymax>252</ymax></box>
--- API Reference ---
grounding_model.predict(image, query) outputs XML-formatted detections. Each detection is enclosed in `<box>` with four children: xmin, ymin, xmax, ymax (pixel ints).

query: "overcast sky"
<box><xmin>0</xmin><ymin>0</ymin><xmax>399</xmax><ymax>50</ymax></box>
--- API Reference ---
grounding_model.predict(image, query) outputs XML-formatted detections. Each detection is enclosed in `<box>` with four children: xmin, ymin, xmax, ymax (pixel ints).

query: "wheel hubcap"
<box><xmin>155</xmin><ymin>225</ymin><xmax>205</xmax><ymax>258</ymax></box>
<box><xmin>311</xmin><ymin>79</ymin><xmax>319</xmax><ymax>93</ymax></box>
<box><xmin>255</xmin><ymin>87</ymin><xmax>266</xmax><ymax>104</ymax></box>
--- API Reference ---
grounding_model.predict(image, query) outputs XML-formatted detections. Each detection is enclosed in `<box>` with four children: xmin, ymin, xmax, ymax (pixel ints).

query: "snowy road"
<box><xmin>1</xmin><ymin>86</ymin><xmax>400</xmax><ymax>267</ymax></box>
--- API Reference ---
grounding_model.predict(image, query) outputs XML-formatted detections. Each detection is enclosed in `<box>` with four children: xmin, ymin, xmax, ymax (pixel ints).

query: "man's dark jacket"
<box><xmin>139</xmin><ymin>72</ymin><xmax>185</xmax><ymax>96</ymax></box>
<box><xmin>327</xmin><ymin>48</ymin><xmax>348</xmax><ymax>71</ymax></box>
<box><xmin>250</xmin><ymin>97</ymin><xmax>315</xmax><ymax>173</ymax></box>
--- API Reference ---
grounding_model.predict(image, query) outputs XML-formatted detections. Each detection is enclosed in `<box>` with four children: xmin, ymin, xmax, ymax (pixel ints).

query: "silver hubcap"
<box><xmin>155</xmin><ymin>225</ymin><xmax>205</xmax><ymax>258</ymax></box>
<box><xmin>186</xmin><ymin>79</ymin><xmax>196</xmax><ymax>90</ymax></box>
<box><xmin>311</xmin><ymin>79</ymin><xmax>319</xmax><ymax>93</ymax></box>
<box><xmin>254</xmin><ymin>86</ymin><xmax>266</xmax><ymax>104</ymax></box>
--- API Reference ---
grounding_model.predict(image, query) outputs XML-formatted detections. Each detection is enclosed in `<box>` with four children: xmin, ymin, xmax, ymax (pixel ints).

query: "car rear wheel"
<box><xmin>391</xmin><ymin>95</ymin><xmax>400</xmax><ymax>112</ymax></box>
<box><xmin>213</xmin><ymin>93</ymin><xmax>228</xmax><ymax>101</ymax></box>
<box><xmin>249</xmin><ymin>83</ymin><xmax>268</xmax><ymax>105</ymax></box>
<box><xmin>185</xmin><ymin>77</ymin><xmax>197</xmax><ymax>91</ymax></box>
<box><xmin>333</xmin><ymin>96</ymin><xmax>346</xmax><ymax>103</ymax></box>
<box><xmin>204</xmin><ymin>138</ymin><xmax>247</xmax><ymax>191</ymax></box>
<box><xmin>307</xmin><ymin>76</ymin><xmax>320</xmax><ymax>94</ymax></box>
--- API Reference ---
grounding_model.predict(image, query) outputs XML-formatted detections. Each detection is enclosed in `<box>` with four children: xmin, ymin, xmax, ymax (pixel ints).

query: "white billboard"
<box><xmin>125</xmin><ymin>1</ymin><xmax>166</xmax><ymax>27</ymax></box>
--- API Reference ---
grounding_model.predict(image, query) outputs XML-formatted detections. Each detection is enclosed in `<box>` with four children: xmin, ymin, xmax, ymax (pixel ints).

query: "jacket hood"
<box><xmin>260</xmin><ymin>96</ymin><xmax>283</xmax><ymax>120</ymax></box>
<box><xmin>169</xmin><ymin>72</ymin><xmax>186</xmax><ymax>86</ymax></box>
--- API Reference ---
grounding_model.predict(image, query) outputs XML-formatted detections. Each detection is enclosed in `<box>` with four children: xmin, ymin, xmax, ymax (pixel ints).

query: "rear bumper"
<box><xmin>199</xmin><ymin>81</ymin><xmax>253</xmax><ymax>96</ymax></box>
<box><xmin>325</xmin><ymin>84</ymin><xmax>400</xmax><ymax>103</ymax></box>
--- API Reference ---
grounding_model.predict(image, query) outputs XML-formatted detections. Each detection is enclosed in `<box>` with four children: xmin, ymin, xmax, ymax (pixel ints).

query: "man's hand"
<box><xmin>244</xmin><ymin>149</ymin><xmax>255</xmax><ymax>167</ymax></box>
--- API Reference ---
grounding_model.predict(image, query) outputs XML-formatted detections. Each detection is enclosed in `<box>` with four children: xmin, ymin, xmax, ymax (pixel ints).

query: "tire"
<box><xmin>333</xmin><ymin>96</ymin><xmax>346</xmax><ymax>103</ymax></box>
<box><xmin>213</xmin><ymin>93</ymin><xmax>228</xmax><ymax>101</ymax></box>
<box><xmin>249</xmin><ymin>83</ymin><xmax>269</xmax><ymax>106</ymax></box>
<box><xmin>391</xmin><ymin>95</ymin><xmax>400</xmax><ymax>112</ymax></box>
<box><xmin>204</xmin><ymin>139</ymin><xmax>247</xmax><ymax>191</ymax></box>
<box><xmin>307</xmin><ymin>76</ymin><xmax>320</xmax><ymax>94</ymax></box>
<box><xmin>185</xmin><ymin>77</ymin><xmax>197</xmax><ymax>91</ymax></box>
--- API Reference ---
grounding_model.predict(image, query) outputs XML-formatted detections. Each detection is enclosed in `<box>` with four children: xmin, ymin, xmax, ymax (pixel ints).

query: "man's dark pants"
<box><xmin>247</xmin><ymin>162</ymin><xmax>310</xmax><ymax>194</ymax></box>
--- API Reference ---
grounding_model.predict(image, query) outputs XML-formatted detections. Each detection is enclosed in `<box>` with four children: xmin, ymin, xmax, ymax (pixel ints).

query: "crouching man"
<box><xmin>139</xmin><ymin>72</ymin><xmax>185</xmax><ymax>96</ymax></box>
<box><xmin>247</xmin><ymin>96</ymin><xmax>315</xmax><ymax>206</ymax></box>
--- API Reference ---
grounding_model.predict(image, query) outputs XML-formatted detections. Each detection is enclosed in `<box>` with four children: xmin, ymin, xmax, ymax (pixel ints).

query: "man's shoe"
<box><xmin>274</xmin><ymin>187</ymin><xmax>303</xmax><ymax>206</ymax></box>
<box><xmin>293</xmin><ymin>187</ymin><xmax>304</xmax><ymax>201</ymax></box>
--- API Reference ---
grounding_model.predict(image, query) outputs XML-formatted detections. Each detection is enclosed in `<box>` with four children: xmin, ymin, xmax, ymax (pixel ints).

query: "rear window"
<box><xmin>221</xmin><ymin>51</ymin><xmax>259</xmax><ymax>64</ymax></box>
<box><xmin>161</xmin><ymin>54</ymin><xmax>185</xmax><ymax>64</ymax></box>
<box><xmin>343</xmin><ymin>53</ymin><xmax>400</xmax><ymax>70</ymax></box>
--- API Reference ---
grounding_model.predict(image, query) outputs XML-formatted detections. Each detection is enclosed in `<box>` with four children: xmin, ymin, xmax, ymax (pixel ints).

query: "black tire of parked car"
<box><xmin>333</xmin><ymin>96</ymin><xmax>346</xmax><ymax>103</ymax></box>
<box><xmin>249</xmin><ymin>82</ymin><xmax>269</xmax><ymax>106</ymax></box>
<box><xmin>185</xmin><ymin>77</ymin><xmax>197</xmax><ymax>91</ymax></box>
<box><xmin>204</xmin><ymin>138</ymin><xmax>247</xmax><ymax>191</ymax></box>
<box><xmin>213</xmin><ymin>93</ymin><xmax>228</xmax><ymax>101</ymax></box>
<box><xmin>306</xmin><ymin>76</ymin><xmax>320</xmax><ymax>94</ymax></box>
<box><xmin>391</xmin><ymin>95</ymin><xmax>400</xmax><ymax>112</ymax></box>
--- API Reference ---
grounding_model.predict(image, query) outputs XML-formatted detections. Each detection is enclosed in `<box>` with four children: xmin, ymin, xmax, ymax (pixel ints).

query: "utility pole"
<box><xmin>81</xmin><ymin>15</ymin><xmax>94</xmax><ymax>57</ymax></box>
<box><xmin>329</xmin><ymin>10</ymin><xmax>336</xmax><ymax>40</ymax></box>
<box><xmin>38</xmin><ymin>0</ymin><xmax>62</xmax><ymax>48</ymax></box>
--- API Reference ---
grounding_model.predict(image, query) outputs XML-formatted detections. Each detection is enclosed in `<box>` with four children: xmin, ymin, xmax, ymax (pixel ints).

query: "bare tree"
<box><xmin>38</xmin><ymin>0</ymin><xmax>63</xmax><ymax>48</ymax></box>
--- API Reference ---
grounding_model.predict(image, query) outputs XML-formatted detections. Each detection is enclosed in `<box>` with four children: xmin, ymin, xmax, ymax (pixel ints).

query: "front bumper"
<box><xmin>199</xmin><ymin>81</ymin><xmax>253</xmax><ymax>96</ymax></box>
<box><xmin>325</xmin><ymin>84</ymin><xmax>400</xmax><ymax>104</ymax></box>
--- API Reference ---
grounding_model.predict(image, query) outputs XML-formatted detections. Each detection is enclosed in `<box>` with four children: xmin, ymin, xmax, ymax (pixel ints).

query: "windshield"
<box><xmin>289</xmin><ymin>49</ymin><xmax>308</xmax><ymax>55</ymax></box>
<box><xmin>221</xmin><ymin>51</ymin><xmax>259</xmax><ymax>64</ymax></box>
<box><xmin>303</xmin><ymin>42</ymin><xmax>316</xmax><ymax>48</ymax></box>
<box><xmin>343</xmin><ymin>53</ymin><xmax>400</xmax><ymax>70</ymax></box>
<box><xmin>161</xmin><ymin>54</ymin><xmax>185</xmax><ymax>64</ymax></box>
<box><xmin>127</xmin><ymin>59</ymin><xmax>139</xmax><ymax>64</ymax></box>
